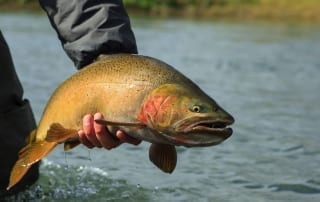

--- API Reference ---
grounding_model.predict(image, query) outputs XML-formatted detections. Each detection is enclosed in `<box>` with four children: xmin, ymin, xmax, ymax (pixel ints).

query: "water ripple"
<box><xmin>268</xmin><ymin>183</ymin><xmax>320</xmax><ymax>194</ymax></box>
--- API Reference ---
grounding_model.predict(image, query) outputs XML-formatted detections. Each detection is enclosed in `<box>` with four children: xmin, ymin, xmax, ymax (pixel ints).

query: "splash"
<box><xmin>3</xmin><ymin>159</ymin><xmax>149</xmax><ymax>201</ymax></box>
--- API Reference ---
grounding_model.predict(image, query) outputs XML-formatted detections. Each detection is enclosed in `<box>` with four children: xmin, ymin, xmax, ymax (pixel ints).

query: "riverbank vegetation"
<box><xmin>124</xmin><ymin>0</ymin><xmax>320</xmax><ymax>21</ymax></box>
<box><xmin>1</xmin><ymin>0</ymin><xmax>320</xmax><ymax>21</ymax></box>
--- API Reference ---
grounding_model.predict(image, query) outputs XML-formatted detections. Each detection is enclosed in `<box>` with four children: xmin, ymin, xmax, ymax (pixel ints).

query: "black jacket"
<box><xmin>39</xmin><ymin>0</ymin><xmax>138</xmax><ymax>69</ymax></box>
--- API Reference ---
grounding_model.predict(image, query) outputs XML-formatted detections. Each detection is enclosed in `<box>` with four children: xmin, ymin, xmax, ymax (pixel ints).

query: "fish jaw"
<box><xmin>138</xmin><ymin>83</ymin><xmax>235</xmax><ymax>147</ymax></box>
<box><xmin>163</xmin><ymin>116</ymin><xmax>234</xmax><ymax>147</ymax></box>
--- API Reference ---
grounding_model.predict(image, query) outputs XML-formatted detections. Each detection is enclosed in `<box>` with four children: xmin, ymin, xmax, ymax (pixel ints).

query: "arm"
<box><xmin>39</xmin><ymin>0</ymin><xmax>138</xmax><ymax>69</ymax></box>
<box><xmin>39</xmin><ymin>0</ymin><xmax>140</xmax><ymax>148</ymax></box>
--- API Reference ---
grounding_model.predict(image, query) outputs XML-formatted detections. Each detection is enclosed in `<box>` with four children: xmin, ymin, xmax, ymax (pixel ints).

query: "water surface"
<box><xmin>1</xmin><ymin>13</ymin><xmax>320</xmax><ymax>201</ymax></box>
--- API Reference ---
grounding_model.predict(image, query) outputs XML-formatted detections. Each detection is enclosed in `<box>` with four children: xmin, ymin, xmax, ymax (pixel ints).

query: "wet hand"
<box><xmin>78</xmin><ymin>113</ymin><xmax>141</xmax><ymax>149</ymax></box>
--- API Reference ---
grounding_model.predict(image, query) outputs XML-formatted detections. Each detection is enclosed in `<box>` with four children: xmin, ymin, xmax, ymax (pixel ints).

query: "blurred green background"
<box><xmin>1</xmin><ymin>0</ymin><xmax>320</xmax><ymax>21</ymax></box>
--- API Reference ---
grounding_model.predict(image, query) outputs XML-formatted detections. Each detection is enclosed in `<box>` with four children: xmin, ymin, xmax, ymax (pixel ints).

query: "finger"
<box><xmin>78</xmin><ymin>130</ymin><xmax>94</xmax><ymax>149</ymax></box>
<box><xmin>94</xmin><ymin>113</ymin><xmax>121</xmax><ymax>150</ymax></box>
<box><xmin>116</xmin><ymin>130</ymin><xmax>142</xmax><ymax>145</ymax></box>
<box><xmin>83</xmin><ymin>114</ymin><xmax>102</xmax><ymax>148</ymax></box>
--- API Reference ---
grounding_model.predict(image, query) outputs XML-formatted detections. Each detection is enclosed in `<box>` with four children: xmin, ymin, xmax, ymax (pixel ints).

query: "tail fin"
<box><xmin>7</xmin><ymin>140</ymin><xmax>57</xmax><ymax>190</ymax></box>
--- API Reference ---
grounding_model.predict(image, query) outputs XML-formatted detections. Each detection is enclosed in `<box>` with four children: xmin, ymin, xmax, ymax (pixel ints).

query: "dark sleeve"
<box><xmin>39</xmin><ymin>0</ymin><xmax>138</xmax><ymax>69</ymax></box>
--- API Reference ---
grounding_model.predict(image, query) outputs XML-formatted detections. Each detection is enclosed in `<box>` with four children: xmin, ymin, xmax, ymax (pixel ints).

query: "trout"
<box><xmin>7</xmin><ymin>54</ymin><xmax>234</xmax><ymax>190</ymax></box>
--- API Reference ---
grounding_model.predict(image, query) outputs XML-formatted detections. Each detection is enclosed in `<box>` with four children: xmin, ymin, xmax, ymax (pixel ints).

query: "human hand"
<box><xmin>78</xmin><ymin>113</ymin><xmax>141</xmax><ymax>150</ymax></box>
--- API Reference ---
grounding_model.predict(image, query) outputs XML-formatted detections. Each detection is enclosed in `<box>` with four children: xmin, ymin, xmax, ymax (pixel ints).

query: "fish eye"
<box><xmin>192</xmin><ymin>105</ymin><xmax>201</xmax><ymax>113</ymax></box>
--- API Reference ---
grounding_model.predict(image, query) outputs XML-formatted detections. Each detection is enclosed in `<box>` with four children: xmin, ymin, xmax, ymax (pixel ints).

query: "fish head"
<box><xmin>139</xmin><ymin>84</ymin><xmax>234</xmax><ymax>147</ymax></box>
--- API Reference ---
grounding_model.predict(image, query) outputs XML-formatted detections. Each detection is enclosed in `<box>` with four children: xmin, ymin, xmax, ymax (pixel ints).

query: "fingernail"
<box><xmin>94</xmin><ymin>112</ymin><xmax>103</xmax><ymax>120</ymax></box>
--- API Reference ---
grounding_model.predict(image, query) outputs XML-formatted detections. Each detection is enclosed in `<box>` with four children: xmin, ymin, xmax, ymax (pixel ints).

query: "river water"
<box><xmin>1</xmin><ymin>13</ymin><xmax>320</xmax><ymax>201</ymax></box>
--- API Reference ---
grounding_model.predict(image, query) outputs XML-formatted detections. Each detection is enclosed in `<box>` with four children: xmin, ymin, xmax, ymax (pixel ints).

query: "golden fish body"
<box><xmin>8</xmin><ymin>54</ymin><xmax>234</xmax><ymax>189</ymax></box>
<box><xmin>37</xmin><ymin>54</ymin><xmax>196</xmax><ymax>143</ymax></box>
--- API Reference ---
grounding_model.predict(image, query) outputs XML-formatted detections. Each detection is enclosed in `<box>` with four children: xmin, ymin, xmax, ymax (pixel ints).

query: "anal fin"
<box><xmin>149</xmin><ymin>143</ymin><xmax>177</xmax><ymax>173</ymax></box>
<box><xmin>45</xmin><ymin>123</ymin><xmax>78</xmax><ymax>143</ymax></box>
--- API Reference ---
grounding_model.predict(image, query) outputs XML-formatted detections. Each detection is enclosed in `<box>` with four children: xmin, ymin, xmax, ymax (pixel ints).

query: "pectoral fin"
<box><xmin>7</xmin><ymin>140</ymin><xmax>57</xmax><ymax>190</ymax></box>
<box><xmin>149</xmin><ymin>143</ymin><xmax>177</xmax><ymax>173</ymax></box>
<box><xmin>95</xmin><ymin>119</ymin><xmax>146</xmax><ymax>128</ymax></box>
<box><xmin>45</xmin><ymin>123</ymin><xmax>78</xmax><ymax>143</ymax></box>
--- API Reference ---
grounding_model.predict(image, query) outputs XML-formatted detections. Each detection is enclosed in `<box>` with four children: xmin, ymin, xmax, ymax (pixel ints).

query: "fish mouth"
<box><xmin>169</xmin><ymin>117</ymin><xmax>234</xmax><ymax>147</ymax></box>
<box><xmin>183</xmin><ymin>119</ymin><xmax>233</xmax><ymax>134</ymax></box>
